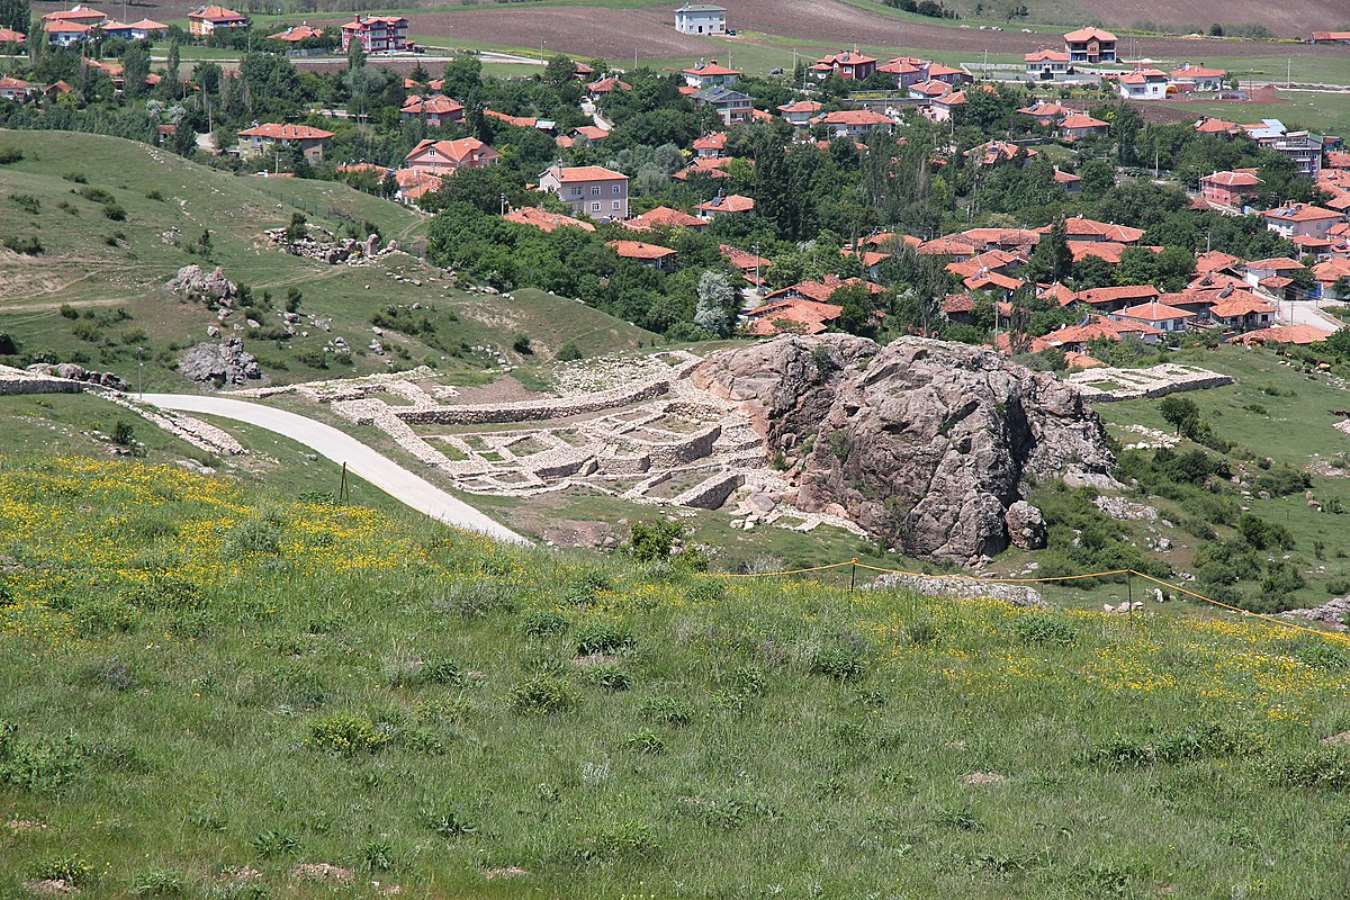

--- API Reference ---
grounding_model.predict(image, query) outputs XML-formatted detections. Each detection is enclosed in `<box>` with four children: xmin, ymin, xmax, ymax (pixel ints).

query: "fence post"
<box><xmin>849</xmin><ymin>558</ymin><xmax>858</xmax><ymax>593</ymax></box>
<box><xmin>1127</xmin><ymin>570</ymin><xmax>1134</xmax><ymax>621</ymax></box>
<box><xmin>339</xmin><ymin>462</ymin><xmax>348</xmax><ymax>503</ymax></box>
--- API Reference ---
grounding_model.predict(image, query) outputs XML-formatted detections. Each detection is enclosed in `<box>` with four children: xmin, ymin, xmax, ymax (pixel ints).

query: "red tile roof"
<box><xmin>624</xmin><ymin>206</ymin><xmax>705</xmax><ymax>231</ymax></box>
<box><xmin>1230</xmin><ymin>325</ymin><xmax>1329</xmax><ymax>345</ymax></box>
<box><xmin>1059</xmin><ymin>113</ymin><xmax>1108</xmax><ymax>130</ymax></box>
<box><xmin>1261</xmin><ymin>203</ymin><xmax>1340</xmax><ymax>223</ymax></box>
<box><xmin>697</xmin><ymin>194</ymin><xmax>755</xmax><ymax>214</ymax></box>
<box><xmin>1074</xmin><ymin>284</ymin><xmax>1161</xmax><ymax>306</ymax></box>
<box><xmin>607</xmin><ymin>240</ymin><xmax>677</xmax><ymax>260</ymax></box>
<box><xmin>0</xmin><ymin>27</ymin><xmax>24</xmax><ymax>42</ymax></box>
<box><xmin>744</xmin><ymin>299</ymin><xmax>843</xmax><ymax>336</ymax></box>
<box><xmin>503</xmin><ymin>206</ymin><xmax>595</xmax><ymax>233</ymax></box>
<box><xmin>485</xmin><ymin>109</ymin><xmax>537</xmax><ymax>128</ymax></box>
<box><xmin>547</xmin><ymin>165</ymin><xmax>627</xmax><ymax>183</ymax></box>
<box><xmin>1246</xmin><ymin>257</ymin><xmax>1304</xmax><ymax>271</ymax></box>
<box><xmin>777</xmin><ymin>99</ymin><xmax>822</xmax><ymax>115</ymax></box>
<box><xmin>1202</xmin><ymin>170</ymin><xmax>1261</xmax><ymax>187</ymax></box>
<box><xmin>1024</xmin><ymin>48</ymin><xmax>1069</xmax><ymax>62</ymax></box>
<box><xmin>1115</xmin><ymin>301</ymin><xmax>1193</xmax><ymax>322</ymax></box>
<box><xmin>239</xmin><ymin>123</ymin><xmax>334</xmax><ymax>140</ymax></box>
<box><xmin>816</xmin><ymin>109</ymin><xmax>893</xmax><ymax>127</ymax></box>
<box><xmin>587</xmin><ymin>76</ymin><xmax>631</xmax><ymax>93</ymax></box>
<box><xmin>682</xmin><ymin>61</ymin><xmax>740</xmax><ymax>77</ymax></box>
<box><xmin>692</xmin><ymin>132</ymin><xmax>728</xmax><ymax>151</ymax></box>
<box><xmin>189</xmin><ymin>5</ymin><xmax>247</xmax><ymax>23</ymax></box>
<box><xmin>1063</xmin><ymin>26</ymin><xmax>1117</xmax><ymax>42</ymax></box>
<box><xmin>1195</xmin><ymin>250</ymin><xmax>1241</xmax><ymax>273</ymax></box>
<box><xmin>401</xmin><ymin>94</ymin><xmax>463</xmax><ymax>116</ymax></box>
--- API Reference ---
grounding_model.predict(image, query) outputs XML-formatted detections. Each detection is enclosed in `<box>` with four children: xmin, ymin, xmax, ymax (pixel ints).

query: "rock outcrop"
<box><xmin>166</xmin><ymin>265</ymin><xmax>238</xmax><ymax>303</ymax></box>
<box><xmin>24</xmin><ymin>362</ymin><xmax>128</xmax><ymax>391</ymax></box>
<box><xmin>179</xmin><ymin>337</ymin><xmax>261</xmax><ymax>387</ymax></box>
<box><xmin>692</xmin><ymin>335</ymin><xmax>1113</xmax><ymax>565</ymax></box>
<box><xmin>1005</xmin><ymin>500</ymin><xmax>1046</xmax><ymax>550</ymax></box>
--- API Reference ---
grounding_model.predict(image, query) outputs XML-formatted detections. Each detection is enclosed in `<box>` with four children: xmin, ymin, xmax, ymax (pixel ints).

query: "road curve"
<box><xmin>143</xmin><ymin>393</ymin><xmax>529</xmax><ymax>546</ymax></box>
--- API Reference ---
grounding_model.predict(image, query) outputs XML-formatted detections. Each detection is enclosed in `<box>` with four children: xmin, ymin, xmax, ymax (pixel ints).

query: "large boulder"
<box><xmin>166</xmin><ymin>265</ymin><xmax>238</xmax><ymax>303</ymax></box>
<box><xmin>1005</xmin><ymin>501</ymin><xmax>1046</xmax><ymax>550</ymax></box>
<box><xmin>691</xmin><ymin>335</ymin><xmax>1113</xmax><ymax>565</ymax></box>
<box><xmin>179</xmin><ymin>337</ymin><xmax>261</xmax><ymax>387</ymax></box>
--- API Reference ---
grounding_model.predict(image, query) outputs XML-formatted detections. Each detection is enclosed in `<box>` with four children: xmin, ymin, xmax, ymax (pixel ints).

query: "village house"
<box><xmin>777</xmin><ymin>99</ymin><xmax>822</xmax><ymax>128</ymax></box>
<box><xmin>745</xmin><ymin>298</ymin><xmax>844</xmax><ymax>336</ymax></box>
<box><xmin>404</xmin><ymin>137</ymin><xmax>499</xmax><ymax>178</ymax></box>
<box><xmin>1243</xmin><ymin>257</ymin><xmax>1306</xmax><ymax>288</ymax></box>
<box><xmin>0</xmin><ymin>76</ymin><xmax>35</xmax><ymax>103</ymax></box>
<box><xmin>269</xmin><ymin>24</ymin><xmax>324</xmax><ymax>44</ymax></box>
<box><xmin>1119</xmin><ymin>68</ymin><xmax>1169</xmax><ymax>101</ymax></box>
<box><xmin>814</xmin><ymin>109</ymin><xmax>893</xmax><ymax>138</ymax></box>
<box><xmin>1231</xmin><ymin>324</ymin><xmax>1329</xmax><ymax>345</ymax></box>
<box><xmin>1111</xmin><ymin>300</ymin><xmax>1195</xmax><ymax>334</ymax></box>
<box><xmin>692</xmin><ymin>132</ymin><xmax>728</xmax><ymax>158</ymax></box>
<box><xmin>1057</xmin><ymin>215</ymin><xmax>1144</xmax><ymax>244</ymax></box>
<box><xmin>1313</xmin><ymin>258</ymin><xmax>1350</xmax><ymax>298</ymax></box>
<box><xmin>927</xmin><ymin>63</ymin><xmax>970</xmax><ymax>87</ymax></box>
<box><xmin>45</xmin><ymin>20</ymin><xmax>93</xmax><ymax>45</ymax></box>
<box><xmin>586</xmin><ymin>76</ymin><xmax>632</xmax><ymax>99</ymax></box>
<box><xmin>1041</xmin><ymin>317</ymin><xmax>1162</xmax><ymax>351</ymax></box>
<box><xmin>400</xmin><ymin>94</ymin><xmax>464</xmax><ymax>128</ymax></box>
<box><xmin>1243</xmin><ymin>120</ymin><xmax>1322</xmax><ymax>176</ymax></box>
<box><xmin>1024</xmin><ymin>49</ymin><xmax>1071</xmax><ymax>80</ymax></box>
<box><xmin>1194</xmin><ymin>116</ymin><xmax>1241</xmax><ymax>137</ymax></box>
<box><xmin>571</xmin><ymin>125</ymin><xmax>610</xmax><ymax>145</ymax></box>
<box><xmin>1071</xmin><ymin>284</ymin><xmax>1161</xmax><ymax>312</ymax></box>
<box><xmin>812</xmin><ymin>50</ymin><xmax>878</xmax><ymax>82</ymax></box>
<box><xmin>237</xmin><ymin>123</ymin><xmax>334</xmax><ymax>164</ymax></box>
<box><xmin>607</xmin><ymin>240</ymin><xmax>677</xmax><ymax>271</ymax></box>
<box><xmin>1195</xmin><ymin>250</ymin><xmax>1242</xmax><ymax>274</ymax></box>
<box><xmin>682</xmin><ymin>61</ymin><xmax>739</xmax><ymax>89</ymax></box>
<box><xmin>1063</xmin><ymin>26</ymin><xmax>1117</xmax><ymax>63</ymax></box>
<box><xmin>1054</xmin><ymin>168</ymin><xmax>1082</xmax><ymax>192</ymax></box>
<box><xmin>538</xmin><ymin>165</ymin><xmax>629</xmax><ymax>222</ymax></box>
<box><xmin>1169</xmin><ymin>63</ymin><xmax>1227</xmax><ymax>92</ymax></box>
<box><xmin>1017</xmin><ymin>100</ymin><xmax>1066</xmax><ymax>127</ymax></box>
<box><xmin>674</xmin><ymin>156</ymin><xmax>734</xmax><ymax>181</ymax></box>
<box><xmin>340</xmin><ymin>15</ymin><xmax>410</xmax><ymax>53</ymax></box>
<box><xmin>720</xmin><ymin>244</ymin><xmax>772</xmax><ymax>287</ymax></box>
<box><xmin>502</xmin><ymin>207</ymin><xmax>595</xmax><ymax>234</ymax></box>
<box><xmin>965</xmin><ymin>141</ymin><xmax>1036</xmax><ymax>168</ymax></box>
<box><xmin>1262</xmin><ymin>203</ymin><xmax>1341</xmax><ymax>240</ymax></box>
<box><xmin>908</xmin><ymin>79</ymin><xmax>952</xmax><ymax>100</ymax></box>
<box><xmin>102</xmin><ymin>18</ymin><xmax>168</xmax><ymax>40</ymax></box>
<box><xmin>693</xmin><ymin>85</ymin><xmax>753</xmax><ymax>126</ymax></box>
<box><xmin>878</xmin><ymin>57</ymin><xmax>929</xmax><ymax>90</ymax></box>
<box><xmin>1200</xmin><ymin>170</ymin><xmax>1263</xmax><ymax>211</ymax></box>
<box><xmin>1058</xmin><ymin>112</ymin><xmax>1109</xmax><ymax>142</ymax></box>
<box><xmin>925</xmin><ymin>91</ymin><xmax>966</xmax><ymax>123</ymax></box>
<box><xmin>674</xmin><ymin>3</ymin><xmax>726</xmax><ymax>36</ymax></box>
<box><xmin>624</xmin><ymin>206</ymin><xmax>706</xmax><ymax>232</ymax></box>
<box><xmin>41</xmin><ymin>5</ymin><xmax>107</xmax><ymax>29</ymax></box>
<box><xmin>1209</xmin><ymin>293</ymin><xmax>1276</xmax><ymax>331</ymax></box>
<box><xmin>696</xmin><ymin>194</ymin><xmax>754</xmax><ymax>220</ymax></box>
<box><xmin>0</xmin><ymin>27</ymin><xmax>24</xmax><ymax>45</ymax></box>
<box><xmin>188</xmin><ymin>6</ymin><xmax>249</xmax><ymax>37</ymax></box>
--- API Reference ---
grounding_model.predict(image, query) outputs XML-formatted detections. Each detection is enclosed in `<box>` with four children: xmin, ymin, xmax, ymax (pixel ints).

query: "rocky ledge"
<box><xmin>691</xmin><ymin>335</ymin><xmax>1114</xmax><ymax>565</ymax></box>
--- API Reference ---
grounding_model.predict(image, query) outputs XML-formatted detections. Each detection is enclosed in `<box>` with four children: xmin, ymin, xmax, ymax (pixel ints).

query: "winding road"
<box><xmin>144</xmin><ymin>394</ymin><xmax>529</xmax><ymax>546</ymax></box>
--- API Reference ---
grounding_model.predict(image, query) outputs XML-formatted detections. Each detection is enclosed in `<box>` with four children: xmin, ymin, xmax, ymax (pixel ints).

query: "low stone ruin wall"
<box><xmin>0</xmin><ymin>366</ymin><xmax>83</xmax><ymax>396</ymax></box>
<box><xmin>396</xmin><ymin>379</ymin><xmax>672</xmax><ymax>426</ymax></box>
<box><xmin>1067</xmin><ymin>364</ymin><xmax>1234</xmax><ymax>403</ymax></box>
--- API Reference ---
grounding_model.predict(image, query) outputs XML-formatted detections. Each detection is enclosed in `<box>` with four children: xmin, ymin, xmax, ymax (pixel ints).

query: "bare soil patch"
<box><xmin>1077</xmin><ymin>0</ymin><xmax>1347</xmax><ymax>38</ymax></box>
<box><xmin>415</xmin><ymin>6</ymin><xmax>707</xmax><ymax>58</ymax></box>
<box><xmin>446</xmin><ymin>375</ymin><xmax>546</xmax><ymax>406</ymax></box>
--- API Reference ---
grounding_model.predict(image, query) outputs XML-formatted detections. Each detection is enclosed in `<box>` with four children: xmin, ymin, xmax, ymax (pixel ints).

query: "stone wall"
<box><xmin>0</xmin><ymin>365</ymin><xmax>83</xmax><ymax>396</ymax></box>
<box><xmin>1067</xmin><ymin>364</ymin><xmax>1234</xmax><ymax>402</ymax></box>
<box><xmin>397</xmin><ymin>379</ymin><xmax>671</xmax><ymax>426</ymax></box>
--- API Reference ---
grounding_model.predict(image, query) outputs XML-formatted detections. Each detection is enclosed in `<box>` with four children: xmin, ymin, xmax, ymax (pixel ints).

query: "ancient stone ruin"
<box><xmin>264</xmin><ymin>227</ymin><xmax>392</xmax><ymax>266</ymax></box>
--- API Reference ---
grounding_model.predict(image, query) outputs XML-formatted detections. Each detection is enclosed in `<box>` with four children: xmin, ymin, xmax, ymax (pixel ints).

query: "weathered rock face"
<box><xmin>1005</xmin><ymin>500</ymin><xmax>1047</xmax><ymax>550</ymax></box>
<box><xmin>179</xmin><ymin>337</ymin><xmax>261</xmax><ymax>387</ymax></box>
<box><xmin>166</xmin><ymin>265</ymin><xmax>237</xmax><ymax>303</ymax></box>
<box><xmin>692</xmin><ymin>335</ymin><xmax>1114</xmax><ymax>565</ymax></box>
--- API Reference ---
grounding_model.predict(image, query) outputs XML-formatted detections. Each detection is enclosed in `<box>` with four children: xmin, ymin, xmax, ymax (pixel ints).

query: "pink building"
<box><xmin>538</xmin><ymin>165</ymin><xmax>629</xmax><ymax>222</ymax></box>
<box><xmin>340</xmin><ymin>16</ymin><xmax>410</xmax><ymax>53</ymax></box>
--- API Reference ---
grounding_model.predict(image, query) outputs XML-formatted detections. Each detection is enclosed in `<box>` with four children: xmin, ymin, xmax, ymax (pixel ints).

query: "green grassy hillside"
<box><xmin>1</xmin><ymin>453</ymin><xmax>1348</xmax><ymax>897</ymax></box>
<box><xmin>0</xmin><ymin>130</ymin><xmax>655</xmax><ymax>391</ymax></box>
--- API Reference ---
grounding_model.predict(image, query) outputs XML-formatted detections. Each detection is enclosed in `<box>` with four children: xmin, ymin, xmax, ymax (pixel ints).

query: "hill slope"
<box><xmin>1</xmin><ymin>455</ymin><xmax>1348</xmax><ymax>897</ymax></box>
<box><xmin>0</xmin><ymin>130</ymin><xmax>655</xmax><ymax>391</ymax></box>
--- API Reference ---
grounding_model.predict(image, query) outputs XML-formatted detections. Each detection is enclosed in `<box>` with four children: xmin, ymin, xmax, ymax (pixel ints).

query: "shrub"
<box><xmin>557</xmin><ymin>342</ymin><xmax>583</xmax><ymax>361</ymax></box>
<box><xmin>76</xmin><ymin>657</ymin><xmax>135</xmax><ymax>692</ymax></box>
<box><xmin>0</xmin><ymin>146</ymin><xmax>22</xmax><ymax>164</ymax></box>
<box><xmin>639</xmin><ymin>694</ymin><xmax>694</xmax><ymax>726</ymax></box>
<box><xmin>306</xmin><ymin>713</ymin><xmax>391</xmax><ymax>756</ymax></box>
<box><xmin>906</xmin><ymin>618</ymin><xmax>938</xmax><ymax>645</ymax></box>
<box><xmin>73</xmin><ymin>597</ymin><xmax>136</xmax><ymax>636</ymax></box>
<box><xmin>522</xmin><ymin>610</ymin><xmax>569</xmax><ymax>636</ymax></box>
<box><xmin>3</xmin><ymin>235</ymin><xmax>43</xmax><ymax>255</ymax></box>
<box><xmin>1327</xmin><ymin>580</ymin><xmax>1350</xmax><ymax>596</ymax></box>
<box><xmin>227</xmin><ymin>512</ymin><xmax>284</xmax><ymax>555</ymax></box>
<box><xmin>130</xmin><ymin>867</ymin><xmax>185</xmax><ymax>896</ymax></box>
<box><xmin>0</xmin><ymin>729</ymin><xmax>85</xmax><ymax>790</ymax></box>
<box><xmin>361</xmin><ymin>840</ymin><xmax>396</xmax><ymax>873</ymax></box>
<box><xmin>1012</xmin><ymin>615</ymin><xmax>1076</xmax><ymax>647</ymax></box>
<box><xmin>1290</xmin><ymin>639</ymin><xmax>1349</xmax><ymax>671</ymax></box>
<box><xmin>1080</xmin><ymin>722</ymin><xmax>1249</xmax><ymax>768</ymax></box>
<box><xmin>509</xmin><ymin>674</ymin><xmax>580</xmax><ymax>714</ymax></box>
<box><xmin>626</xmin><ymin>520</ymin><xmax>683</xmax><ymax>562</ymax></box>
<box><xmin>436</xmin><ymin>579</ymin><xmax>518</xmax><ymax>618</ymax></box>
<box><xmin>572</xmin><ymin>821</ymin><xmax>655</xmax><ymax>863</ymax></box>
<box><xmin>1267</xmin><ymin>748</ymin><xmax>1350</xmax><ymax>790</ymax></box>
<box><xmin>420</xmin><ymin>805</ymin><xmax>476</xmax><ymax>837</ymax></box>
<box><xmin>29</xmin><ymin>856</ymin><xmax>93</xmax><ymax>886</ymax></box>
<box><xmin>586</xmin><ymin>663</ymin><xmax>631</xmax><ymax>691</ymax></box>
<box><xmin>623</xmin><ymin>728</ymin><xmax>665</xmax><ymax>754</ymax></box>
<box><xmin>122</xmin><ymin>575</ymin><xmax>205</xmax><ymax>611</ymax></box>
<box><xmin>575</xmin><ymin>621</ymin><xmax>635</xmax><ymax>656</ymax></box>
<box><xmin>420</xmin><ymin>656</ymin><xmax>463</xmax><ymax>685</ymax></box>
<box><xmin>810</xmin><ymin>645</ymin><xmax>867</xmax><ymax>682</ymax></box>
<box><xmin>0</xmin><ymin>332</ymin><xmax>17</xmax><ymax>355</ymax></box>
<box><xmin>512</xmin><ymin>333</ymin><xmax>533</xmax><ymax>354</ymax></box>
<box><xmin>145</xmin><ymin>190</ymin><xmax>164</xmax><ymax>201</ymax></box>
<box><xmin>9</xmin><ymin>193</ymin><xmax>39</xmax><ymax>213</ymax></box>
<box><xmin>250</xmin><ymin>829</ymin><xmax>299</xmax><ymax>858</ymax></box>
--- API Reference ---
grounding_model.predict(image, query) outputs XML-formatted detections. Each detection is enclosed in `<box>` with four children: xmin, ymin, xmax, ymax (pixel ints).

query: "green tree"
<box><xmin>0</xmin><ymin>0</ymin><xmax>29</xmax><ymax>34</ymax></box>
<box><xmin>693</xmin><ymin>270</ymin><xmax>734</xmax><ymax>337</ymax></box>
<box><xmin>122</xmin><ymin>43</ymin><xmax>149</xmax><ymax>100</ymax></box>
<box><xmin>833</xmin><ymin>282</ymin><xmax>879</xmax><ymax>337</ymax></box>
<box><xmin>346</xmin><ymin>34</ymin><xmax>366</xmax><ymax>71</ymax></box>
<box><xmin>1159</xmin><ymin>396</ymin><xmax>1200</xmax><ymax>436</ymax></box>
<box><xmin>162</xmin><ymin>39</ymin><xmax>180</xmax><ymax>100</ymax></box>
<box><xmin>1027</xmin><ymin>219</ymin><xmax>1072</xmax><ymax>284</ymax></box>
<box><xmin>442</xmin><ymin>55</ymin><xmax>482</xmax><ymax>100</ymax></box>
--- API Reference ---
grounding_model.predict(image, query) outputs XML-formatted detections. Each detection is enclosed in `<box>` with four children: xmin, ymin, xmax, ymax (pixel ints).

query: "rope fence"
<box><xmin>712</xmin><ymin>558</ymin><xmax>1350</xmax><ymax>645</ymax></box>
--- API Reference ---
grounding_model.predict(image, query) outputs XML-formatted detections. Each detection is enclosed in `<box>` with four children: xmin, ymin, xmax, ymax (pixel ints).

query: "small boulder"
<box><xmin>1005</xmin><ymin>501</ymin><xmax>1046</xmax><ymax>550</ymax></box>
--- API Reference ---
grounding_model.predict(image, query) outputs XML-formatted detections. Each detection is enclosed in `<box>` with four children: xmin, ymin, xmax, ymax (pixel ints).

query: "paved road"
<box><xmin>144</xmin><ymin>394</ymin><xmax>529</xmax><ymax>546</ymax></box>
<box><xmin>1277</xmin><ymin>300</ymin><xmax>1345</xmax><ymax>333</ymax></box>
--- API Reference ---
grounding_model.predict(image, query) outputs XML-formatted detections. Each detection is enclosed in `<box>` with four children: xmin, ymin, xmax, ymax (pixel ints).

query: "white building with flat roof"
<box><xmin>675</xmin><ymin>4</ymin><xmax>726</xmax><ymax>35</ymax></box>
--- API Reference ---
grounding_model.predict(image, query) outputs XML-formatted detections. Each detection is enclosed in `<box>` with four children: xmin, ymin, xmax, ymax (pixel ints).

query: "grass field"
<box><xmin>1</xmin><ymin>450</ymin><xmax>1348</xmax><ymax>897</ymax></box>
<box><xmin>0</xmin><ymin>130</ymin><xmax>655</xmax><ymax>392</ymax></box>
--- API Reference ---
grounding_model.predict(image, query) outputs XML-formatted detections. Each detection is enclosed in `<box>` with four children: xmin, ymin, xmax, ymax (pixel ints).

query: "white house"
<box><xmin>674</xmin><ymin>4</ymin><xmax>726</xmax><ymax>36</ymax></box>
<box><xmin>1118</xmin><ymin>68</ymin><xmax>1168</xmax><ymax>101</ymax></box>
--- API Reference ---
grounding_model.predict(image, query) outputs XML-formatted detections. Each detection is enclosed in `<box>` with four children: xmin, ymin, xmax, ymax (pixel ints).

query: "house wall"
<box><xmin>543</xmin><ymin>177</ymin><xmax>629</xmax><ymax>222</ymax></box>
<box><xmin>675</xmin><ymin>10</ymin><xmax>725</xmax><ymax>35</ymax></box>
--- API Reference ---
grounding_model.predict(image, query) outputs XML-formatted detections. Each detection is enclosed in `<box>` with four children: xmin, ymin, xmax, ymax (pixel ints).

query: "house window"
<box><xmin>591</xmin><ymin>185</ymin><xmax>600</xmax><ymax>196</ymax></box>
<box><xmin>591</xmin><ymin>202</ymin><xmax>600</xmax><ymax>212</ymax></box>
<box><xmin>612</xmin><ymin>200</ymin><xmax>620</xmax><ymax>210</ymax></box>
<box><xmin>612</xmin><ymin>184</ymin><xmax>621</xmax><ymax>195</ymax></box>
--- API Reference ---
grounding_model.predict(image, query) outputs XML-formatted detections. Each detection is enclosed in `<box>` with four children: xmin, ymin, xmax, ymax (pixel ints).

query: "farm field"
<box><xmin>1</xmin><ymin>447</ymin><xmax>1349</xmax><ymax>897</ymax></box>
<box><xmin>1136</xmin><ymin>90</ymin><xmax>1350</xmax><ymax>138</ymax></box>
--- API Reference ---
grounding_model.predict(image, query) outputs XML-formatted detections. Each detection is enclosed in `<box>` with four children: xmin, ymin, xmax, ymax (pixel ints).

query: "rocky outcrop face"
<box><xmin>1005</xmin><ymin>501</ymin><xmax>1046</xmax><ymax>550</ymax></box>
<box><xmin>179</xmin><ymin>337</ymin><xmax>261</xmax><ymax>387</ymax></box>
<box><xmin>692</xmin><ymin>335</ymin><xmax>1113</xmax><ymax>565</ymax></box>
<box><xmin>24</xmin><ymin>363</ymin><xmax>128</xmax><ymax>391</ymax></box>
<box><xmin>166</xmin><ymin>265</ymin><xmax>237</xmax><ymax>303</ymax></box>
<box><xmin>264</xmin><ymin>228</ymin><xmax>386</xmax><ymax>265</ymax></box>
